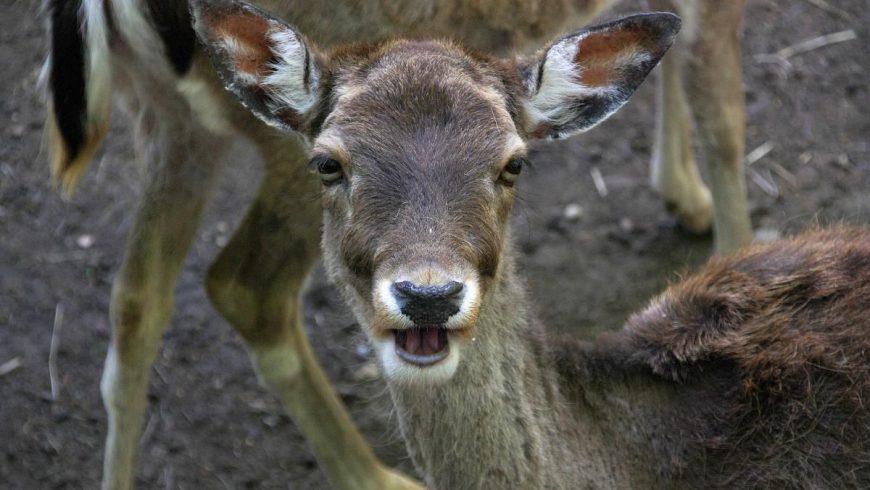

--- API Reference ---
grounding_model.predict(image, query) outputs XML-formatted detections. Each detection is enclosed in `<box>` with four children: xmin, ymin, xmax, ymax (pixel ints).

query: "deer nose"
<box><xmin>391</xmin><ymin>280</ymin><xmax>464</xmax><ymax>325</ymax></box>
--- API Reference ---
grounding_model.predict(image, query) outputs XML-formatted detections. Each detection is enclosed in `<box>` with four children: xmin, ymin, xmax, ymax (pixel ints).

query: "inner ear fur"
<box><xmin>522</xmin><ymin>12</ymin><xmax>681</xmax><ymax>139</ymax></box>
<box><xmin>191</xmin><ymin>0</ymin><xmax>322</xmax><ymax>132</ymax></box>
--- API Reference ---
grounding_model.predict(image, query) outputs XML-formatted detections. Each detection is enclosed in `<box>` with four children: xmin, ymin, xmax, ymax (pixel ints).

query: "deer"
<box><xmin>44</xmin><ymin>0</ymin><xmax>751</xmax><ymax>488</ymax></box>
<box><xmin>196</xmin><ymin>4</ymin><xmax>870</xmax><ymax>488</ymax></box>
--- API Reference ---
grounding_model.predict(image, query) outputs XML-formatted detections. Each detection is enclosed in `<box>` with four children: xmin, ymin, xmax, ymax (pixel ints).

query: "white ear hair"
<box><xmin>192</xmin><ymin>0</ymin><xmax>321</xmax><ymax>132</ymax></box>
<box><xmin>522</xmin><ymin>13</ymin><xmax>681</xmax><ymax>140</ymax></box>
<box><xmin>262</xmin><ymin>27</ymin><xmax>320</xmax><ymax>115</ymax></box>
<box><xmin>524</xmin><ymin>32</ymin><xmax>626</xmax><ymax>135</ymax></box>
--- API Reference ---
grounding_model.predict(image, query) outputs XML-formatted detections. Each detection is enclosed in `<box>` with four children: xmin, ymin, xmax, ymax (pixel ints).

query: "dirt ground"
<box><xmin>1</xmin><ymin>0</ymin><xmax>868</xmax><ymax>488</ymax></box>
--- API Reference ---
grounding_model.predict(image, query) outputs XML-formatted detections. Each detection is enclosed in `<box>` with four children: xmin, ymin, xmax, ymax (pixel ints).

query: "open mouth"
<box><xmin>393</xmin><ymin>327</ymin><xmax>449</xmax><ymax>366</ymax></box>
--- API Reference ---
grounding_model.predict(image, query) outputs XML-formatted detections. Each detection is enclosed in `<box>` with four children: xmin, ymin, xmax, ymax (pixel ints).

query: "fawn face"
<box><xmin>312</xmin><ymin>41</ymin><xmax>526</xmax><ymax>383</ymax></box>
<box><xmin>194</xmin><ymin>0</ymin><xmax>679</xmax><ymax>383</ymax></box>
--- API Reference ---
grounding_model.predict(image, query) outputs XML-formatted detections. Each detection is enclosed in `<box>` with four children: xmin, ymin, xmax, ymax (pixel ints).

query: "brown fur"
<box><xmin>42</xmin><ymin>1</ymin><xmax>752</xmax><ymax>488</ymax></box>
<box><xmin>353</xmin><ymin>222</ymin><xmax>870</xmax><ymax>487</ymax></box>
<box><xmin>574</xmin><ymin>26</ymin><xmax>649</xmax><ymax>86</ymax></box>
<box><xmin>211</xmin><ymin>11</ymin><xmax>273</xmax><ymax>76</ymax></box>
<box><xmin>271</xmin><ymin>9</ymin><xmax>868</xmax><ymax>486</ymax></box>
<box><xmin>45</xmin><ymin>104</ymin><xmax>109</xmax><ymax>197</ymax></box>
<box><xmin>623</xmin><ymin>226</ymin><xmax>870</xmax><ymax>487</ymax></box>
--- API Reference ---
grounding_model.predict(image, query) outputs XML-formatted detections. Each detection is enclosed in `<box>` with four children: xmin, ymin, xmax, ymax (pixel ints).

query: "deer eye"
<box><xmin>499</xmin><ymin>157</ymin><xmax>526</xmax><ymax>186</ymax></box>
<box><xmin>311</xmin><ymin>156</ymin><xmax>344</xmax><ymax>186</ymax></box>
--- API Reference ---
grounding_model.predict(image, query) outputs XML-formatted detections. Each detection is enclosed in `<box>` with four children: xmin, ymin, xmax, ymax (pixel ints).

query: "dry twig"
<box><xmin>801</xmin><ymin>0</ymin><xmax>852</xmax><ymax>21</ymax></box>
<box><xmin>746</xmin><ymin>142</ymin><xmax>775</xmax><ymax>166</ymax></box>
<box><xmin>590</xmin><ymin>166</ymin><xmax>608</xmax><ymax>198</ymax></box>
<box><xmin>769</xmin><ymin>162</ymin><xmax>798</xmax><ymax>188</ymax></box>
<box><xmin>748</xmin><ymin>168</ymin><xmax>779</xmax><ymax>198</ymax></box>
<box><xmin>139</xmin><ymin>411</ymin><xmax>159</xmax><ymax>446</ymax></box>
<box><xmin>162</xmin><ymin>465</ymin><xmax>175</xmax><ymax>490</ymax></box>
<box><xmin>755</xmin><ymin>30</ymin><xmax>857</xmax><ymax>75</ymax></box>
<box><xmin>49</xmin><ymin>303</ymin><xmax>64</xmax><ymax>400</ymax></box>
<box><xmin>0</xmin><ymin>357</ymin><xmax>22</xmax><ymax>377</ymax></box>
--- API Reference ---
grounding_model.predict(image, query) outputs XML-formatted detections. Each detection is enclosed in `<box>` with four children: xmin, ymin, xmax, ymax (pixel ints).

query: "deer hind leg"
<box><xmin>205</xmin><ymin>134</ymin><xmax>423</xmax><ymax>490</ymax></box>
<box><xmin>682</xmin><ymin>0</ymin><xmax>752</xmax><ymax>253</ymax></box>
<box><xmin>101</xmin><ymin>118</ymin><xmax>226</xmax><ymax>490</ymax></box>
<box><xmin>651</xmin><ymin>40</ymin><xmax>714</xmax><ymax>234</ymax></box>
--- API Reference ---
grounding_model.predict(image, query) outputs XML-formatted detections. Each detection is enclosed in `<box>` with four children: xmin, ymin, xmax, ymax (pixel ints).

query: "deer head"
<box><xmin>193</xmin><ymin>0</ymin><xmax>680</xmax><ymax>384</ymax></box>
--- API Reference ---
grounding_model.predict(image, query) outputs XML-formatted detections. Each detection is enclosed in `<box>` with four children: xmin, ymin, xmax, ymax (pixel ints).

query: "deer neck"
<box><xmin>385</xmin><ymin>245</ymin><xmax>625</xmax><ymax>489</ymax></box>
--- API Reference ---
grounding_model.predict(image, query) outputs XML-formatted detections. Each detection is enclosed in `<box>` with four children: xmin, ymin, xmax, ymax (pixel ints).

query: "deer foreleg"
<box><xmin>101</xmin><ymin>124</ymin><xmax>225</xmax><ymax>490</ymax></box>
<box><xmin>651</xmin><ymin>44</ymin><xmax>714</xmax><ymax>234</ymax></box>
<box><xmin>684</xmin><ymin>0</ymin><xmax>752</xmax><ymax>252</ymax></box>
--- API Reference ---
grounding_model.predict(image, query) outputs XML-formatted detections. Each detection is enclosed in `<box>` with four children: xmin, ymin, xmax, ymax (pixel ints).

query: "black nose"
<box><xmin>391</xmin><ymin>281</ymin><xmax>464</xmax><ymax>325</ymax></box>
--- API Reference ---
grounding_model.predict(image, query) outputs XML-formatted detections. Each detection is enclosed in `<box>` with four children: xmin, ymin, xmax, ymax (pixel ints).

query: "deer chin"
<box><xmin>375</xmin><ymin>327</ymin><xmax>467</xmax><ymax>385</ymax></box>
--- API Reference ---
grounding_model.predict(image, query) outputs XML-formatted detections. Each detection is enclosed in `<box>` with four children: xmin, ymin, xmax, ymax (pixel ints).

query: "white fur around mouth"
<box><xmin>376</xmin><ymin>331</ymin><xmax>465</xmax><ymax>384</ymax></box>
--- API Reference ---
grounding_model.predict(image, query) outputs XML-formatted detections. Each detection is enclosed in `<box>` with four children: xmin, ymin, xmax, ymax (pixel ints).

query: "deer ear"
<box><xmin>191</xmin><ymin>0</ymin><xmax>321</xmax><ymax>132</ymax></box>
<box><xmin>521</xmin><ymin>13</ymin><xmax>680</xmax><ymax>139</ymax></box>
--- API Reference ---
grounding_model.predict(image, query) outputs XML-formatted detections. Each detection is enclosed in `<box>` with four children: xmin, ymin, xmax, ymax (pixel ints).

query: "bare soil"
<box><xmin>1</xmin><ymin>0</ymin><xmax>868</xmax><ymax>488</ymax></box>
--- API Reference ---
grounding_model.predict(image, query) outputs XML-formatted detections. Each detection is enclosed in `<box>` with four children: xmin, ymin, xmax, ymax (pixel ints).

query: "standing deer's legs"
<box><xmin>101</xmin><ymin>121</ymin><xmax>225</xmax><ymax>490</ymax></box>
<box><xmin>205</xmin><ymin>133</ymin><xmax>423</xmax><ymax>490</ymax></box>
<box><xmin>683</xmin><ymin>0</ymin><xmax>752</xmax><ymax>253</ymax></box>
<box><xmin>649</xmin><ymin>0</ymin><xmax>751</xmax><ymax>252</ymax></box>
<box><xmin>651</xmin><ymin>44</ymin><xmax>714</xmax><ymax>234</ymax></box>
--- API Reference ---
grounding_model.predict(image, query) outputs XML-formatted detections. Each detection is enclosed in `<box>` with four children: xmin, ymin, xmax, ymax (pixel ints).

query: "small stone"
<box><xmin>10</xmin><ymin>125</ymin><xmax>24</xmax><ymax>138</ymax></box>
<box><xmin>354</xmin><ymin>342</ymin><xmax>371</xmax><ymax>361</ymax></box>
<box><xmin>753</xmin><ymin>227</ymin><xmax>780</xmax><ymax>243</ymax></box>
<box><xmin>835</xmin><ymin>154</ymin><xmax>851</xmax><ymax>168</ymax></box>
<box><xmin>313</xmin><ymin>312</ymin><xmax>326</xmax><ymax>328</ymax></box>
<box><xmin>76</xmin><ymin>234</ymin><xmax>94</xmax><ymax>249</ymax></box>
<box><xmin>215</xmin><ymin>235</ymin><xmax>229</xmax><ymax>247</ymax></box>
<box><xmin>619</xmin><ymin>217</ymin><xmax>634</xmax><ymax>233</ymax></box>
<box><xmin>247</xmin><ymin>398</ymin><xmax>269</xmax><ymax>413</ymax></box>
<box><xmin>798</xmin><ymin>152</ymin><xmax>813</xmax><ymax>165</ymax></box>
<box><xmin>150</xmin><ymin>445</ymin><xmax>168</xmax><ymax>459</ymax></box>
<box><xmin>562</xmin><ymin>203</ymin><xmax>583</xmax><ymax>222</ymax></box>
<box><xmin>216</xmin><ymin>221</ymin><xmax>229</xmax><ymax>233</ymax></box>
<box><xmin>353</xmin><ymin>361</ymin><xmax>381</xmax><ymax>382</ymax></box>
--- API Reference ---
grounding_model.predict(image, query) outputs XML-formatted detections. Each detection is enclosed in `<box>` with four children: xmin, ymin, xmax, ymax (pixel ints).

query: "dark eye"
<box><xmin>311</xmin><ymin>156</ymin><xmax>344</xmax><ymax>186</ymax></box>
<box><xmin>499</xmin><ymin>157</ymin><xmax>526</xmax><ymax>186</ymax></box>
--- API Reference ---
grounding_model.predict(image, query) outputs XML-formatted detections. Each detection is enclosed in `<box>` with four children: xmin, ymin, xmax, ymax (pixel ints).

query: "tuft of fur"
<box><xmin>42</xmin><ymin>0</ymin><xmax>198</xmax><ymax>196</ymax></box>
<box><xmin>627</xmin><ymin>227</ymin><xmax>870</xmax><ymax>488</ymax></box>
<box><xmin>43</xmin><ymin>0</ymin><xmax>111</xmax><ymax>196</ymax></box>
<box><xmin>522</xmin><ymin>13</ymin><xmax>680</xmax><ymax>139</ymax></box>
<box><xmin>190</xmin><ymin>0</ymin><xmax>321</xmax><ymax>132</ymax></box>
